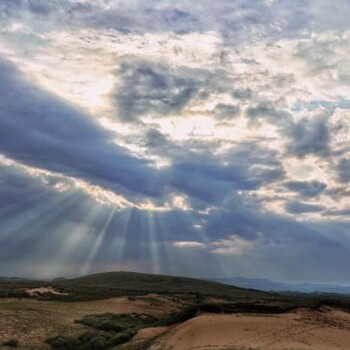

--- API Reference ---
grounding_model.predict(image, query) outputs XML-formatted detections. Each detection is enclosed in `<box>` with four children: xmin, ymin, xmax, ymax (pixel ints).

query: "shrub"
<box><xmin>45</xmin><ymin>336</ymin><xmax>79</xmax><ymax>350</ymax></box>
<box><xmin>77</xmin><ymin>331</ymin><xmax>115</xmax><ymax>350</ymax></box>
<box><xmin>112</xmin><ymin>329</ymin><xmax>137</xmax><ymax>346</ymax></box>
<box><xmin>2</xmin><ymin>339</ymin><xmax>19</xmax><ymax>348</ymax></box>
<box><xmin>160</xmin><ymin>307</ymin><xmax>198</xmax><ymax>326</ymax></box>
<box><xmin>75</xmin><ymin>313</ymin><xmax>158</xmax><ymax>331</ymax></box>
<box><xmin>46</xmin><ymin>330</ymin><xmax>136</xmax><ymax>350</ymax></box>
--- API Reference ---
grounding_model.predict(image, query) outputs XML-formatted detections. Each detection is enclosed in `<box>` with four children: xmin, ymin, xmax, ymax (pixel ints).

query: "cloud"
<box><xmin>170</xmin><ymin>142</ymin><xmax>285</xmax><ymax>204</ymax></box>
<box><xmin>211</xmin><ymin>235</ymin><xmax>254</xmax><ymax>256</ymax></box>
<box><xmin>246</xmin><ymin>101</ymin><xmax>291</xmax><ymax>128</ymax></box>
<box><xmin>232</xmin><ymin>88</ymin><xmax>252</xmax><ymax>101</ymax></box>
<box><xmin>285</xmin><ymin>201</ymin><xmax>324</xmax><ymax>214</ymax></box>
<box><xmin>173</xmin><ymin>241</ymin><xmax>206</xmax><ymax>248</ymax></box>
<box><xmin>337</xmin><ymin>158</ymin><xmax>350</xmax><ymax>183</ymax></box>
<box><xmin>214</xmin><ymin>103</ymin><xmax>240</xmax><ymax>120</ymax></box>
<box><xmin>0</xmin><ymin>59</ymin><xmax>163</xmax><ymax>197</ymax></box>
<box><xmin>1</xmin><ymin>0</ymin><xmax>350</xmax><ymax>44</ymax></box>
<box><xmin>285</xmin><ymin>115</ymin><xmax>331</xmax><ymax>158</ymax></box>
<box><xmin>115</xmin><ymin>60</ymin><xmax>200</xmax><ymax>122</ymax></box>
<box><xmin>284</xmin><ymin>180</ymin><xmax>327</xmax><ymax>198</ymax></box>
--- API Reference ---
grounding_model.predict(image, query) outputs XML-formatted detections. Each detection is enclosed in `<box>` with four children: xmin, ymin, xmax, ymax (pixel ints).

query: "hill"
<box><xmin>213</xmin><ymin>277</ymin><xmax>350</xmax><ymax>294</ymax></box>
<box><xmin>55</xmin><ymin>271</ymin><xmax>272</xmax><ymax>301</ymax></box>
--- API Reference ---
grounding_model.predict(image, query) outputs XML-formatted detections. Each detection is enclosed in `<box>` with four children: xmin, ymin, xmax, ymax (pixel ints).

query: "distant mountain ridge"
<box><xmin>212</xmin><ymin>277</ymin><xmax>350</xmax><ymax>294</ymax></box>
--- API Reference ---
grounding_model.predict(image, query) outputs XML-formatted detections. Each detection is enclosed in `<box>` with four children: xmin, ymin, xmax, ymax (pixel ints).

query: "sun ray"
<box><xmin>146</xmin><ymin>210</ymin><xmax>161</xmax><ymax>274</ymax></box>
<box><xmin>0</xmin><ymin>190</ymin><xmax>83</xmax><ymax>243</ymax></box>
<box><xmin>79</xmin><ymin>205</ymin><xmax>118</xmax><ymax>275</ymax></box>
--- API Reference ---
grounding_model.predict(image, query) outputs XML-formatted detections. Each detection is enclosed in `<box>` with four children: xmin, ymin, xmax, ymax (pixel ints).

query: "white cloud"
<box><xmin>211</xmin><ymin>235</ymin><xmax>254</xmax><ymax>256</ymax></box>
<box><xmin>173</xmin><ymin>241</ymin><xmax>206</xmax><ymax>248</ymax></box>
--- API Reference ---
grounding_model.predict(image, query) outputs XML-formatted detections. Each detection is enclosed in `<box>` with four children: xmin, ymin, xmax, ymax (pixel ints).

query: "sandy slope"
<box><xmin>151</xmin><ymin>308</ymin><xmax>350</xmax><ymax>350</ymax></box>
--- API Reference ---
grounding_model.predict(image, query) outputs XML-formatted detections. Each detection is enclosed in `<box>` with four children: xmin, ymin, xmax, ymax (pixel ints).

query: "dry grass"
<box><xmin>0</xmin><ymin>295</ymin><xmax>178</xmax><ymax>349</ymax></box>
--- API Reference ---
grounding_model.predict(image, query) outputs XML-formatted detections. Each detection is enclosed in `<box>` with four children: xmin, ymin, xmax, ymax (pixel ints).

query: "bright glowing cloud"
<box><xmin>173</xmin><ymin>241</ymin><xmax>206</xmax><ymax>248</ymax></box>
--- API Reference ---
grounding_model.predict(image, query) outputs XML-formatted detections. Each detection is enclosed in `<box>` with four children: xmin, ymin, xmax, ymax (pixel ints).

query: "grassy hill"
<box><xmin>55</xmin><ymin>271</ymin><xmax>272</xmax><ymax>301</ymax></box>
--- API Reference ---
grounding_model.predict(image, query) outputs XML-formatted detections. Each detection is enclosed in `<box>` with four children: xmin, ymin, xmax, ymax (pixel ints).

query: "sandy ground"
<box><xmin>0</xmin><ymin>295</ymin><xmax>176</xmax><ymax>349</ymax></box>
<box><xmin>151</xmin><ymin>307</ymin><xmax>350</xmax><ymax>350</ymax></box>
<box><xmin>26</xmin><ymin>287</ymin><xmax>69</xmax><ymax>296</ymax></box>
<box><xmin>2</xmin><ymin>296</ymin><xmax>350</xmax><ymax>350</ymax></box>
<box><xmin>134</xmin><ymin>326</ymin><xmax>169</xmax><ymax>340</ymax></box>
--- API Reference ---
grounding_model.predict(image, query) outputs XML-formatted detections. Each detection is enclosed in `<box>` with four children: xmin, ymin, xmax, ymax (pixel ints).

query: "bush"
<box><xmin>2</xmin><ymin>339</ymin><xmax>19</xmax><ymax>348</ymax></box>
<box><xmin>46</xmin><ymin>330</ymin><xmax>136</xmax><ymax>350</ymax></box>
<box><xmin>45</xmin><ymin>336</ymin><xmax>79</xmax><ymax>350</ymax></box>
<box><xmin>76</xmin><ymin>313</ymin><xmax>158</xmax><ymax>331</ymax></box>
<box><xmin>77</xmin><ymin>331</ymin><xmax>115</xmax><ymax>350</ymax></box>
<box><xmin>160</xmin><ymin>307</ymin><xmax>198</xmax><ymax>326</ymax></box>
<box><xmin>112</xmin><ymin>329</ymin><xmax>137</xmax><ymax>346</ymax></box>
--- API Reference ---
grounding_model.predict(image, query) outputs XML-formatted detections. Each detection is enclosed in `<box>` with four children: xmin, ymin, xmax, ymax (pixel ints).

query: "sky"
<box><xmin>1</xmin><ymin>0</ymin><xmax>350</xmax><ymax>283</ymax></box>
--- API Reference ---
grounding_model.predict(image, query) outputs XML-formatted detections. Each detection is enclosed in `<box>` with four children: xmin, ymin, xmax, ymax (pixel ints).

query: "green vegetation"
<box><xmin>75</xmin><ymin>313</ymin><xmax>159</xmax><ymax>332</ymax></box>
<box><xmin>46</xmin><ymin>314</ymin><xmax>143</xmax><ymax>350</ymax></box>
<box><xmin>46</xmin><ymin>330</ymin><xmax>136</xmax><ymax>350</ymax></box>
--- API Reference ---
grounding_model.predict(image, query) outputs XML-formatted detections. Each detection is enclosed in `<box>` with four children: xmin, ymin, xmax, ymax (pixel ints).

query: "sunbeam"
<box><xmin>80</xmin><ymin>205</ymin><xmax>118</xmax><ymax>275</ymax></box>
<box><xmin>146</xmin><ymin>210</ymin><xmax>161</xmax><ymax>274</ymax></box>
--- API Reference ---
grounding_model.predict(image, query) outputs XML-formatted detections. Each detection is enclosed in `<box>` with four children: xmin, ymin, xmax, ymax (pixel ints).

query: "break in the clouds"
<box><xmin>1</xmin><ymin>0</ymin><xmax>350</xmax><ymax>283</ymax></box>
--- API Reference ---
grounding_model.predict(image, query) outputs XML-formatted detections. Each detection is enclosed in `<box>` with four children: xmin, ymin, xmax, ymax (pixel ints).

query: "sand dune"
<box><xmin>151</xmin><ymin>308</ymin><xmax>350</xmax><ymax>350</ymax></box>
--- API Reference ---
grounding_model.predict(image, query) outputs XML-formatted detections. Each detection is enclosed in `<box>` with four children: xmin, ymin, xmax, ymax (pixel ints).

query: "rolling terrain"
<box><xmin>1</xmin><ymin>272</ymin><xmax>350</xmax><ymax>350</ymax></box>
<box><xmin>55</xmin><ymin>272</ymin><xmax>271</xmax><ymax>301</ymax></box>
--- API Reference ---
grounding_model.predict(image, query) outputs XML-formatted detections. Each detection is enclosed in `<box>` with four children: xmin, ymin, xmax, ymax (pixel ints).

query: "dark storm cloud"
<box><xmin>201</xmin><ymin>196</ymin><xmax>347</xmax><ymax>277</ymax></box>
<box><xmin>285</xmin><ymin>116</ymin><xmax>331</xmax><ymax>158</ymax></box>
<box><xmin>284</xmin><ymin>180</ymin><xmax>327</xmax><ymax>198</ymax></box>
<box><xmin>0</xmin><ymin>59</ymin><xmax>162</xmax><ymax>197</ymax></box>
<box><xmin>170</xmin><ymin>142</ymin><xmax>285</xmax><ymax>204</ymax></box>
<box><xmin>285</xmin><ymin>201</ymin><xmax>324</xmax><ymax>214</ymax></box>
<box><xmin>115</xmin><ymin>61</ymin><xmax>201</xmax><ymax>122</ymax></box>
